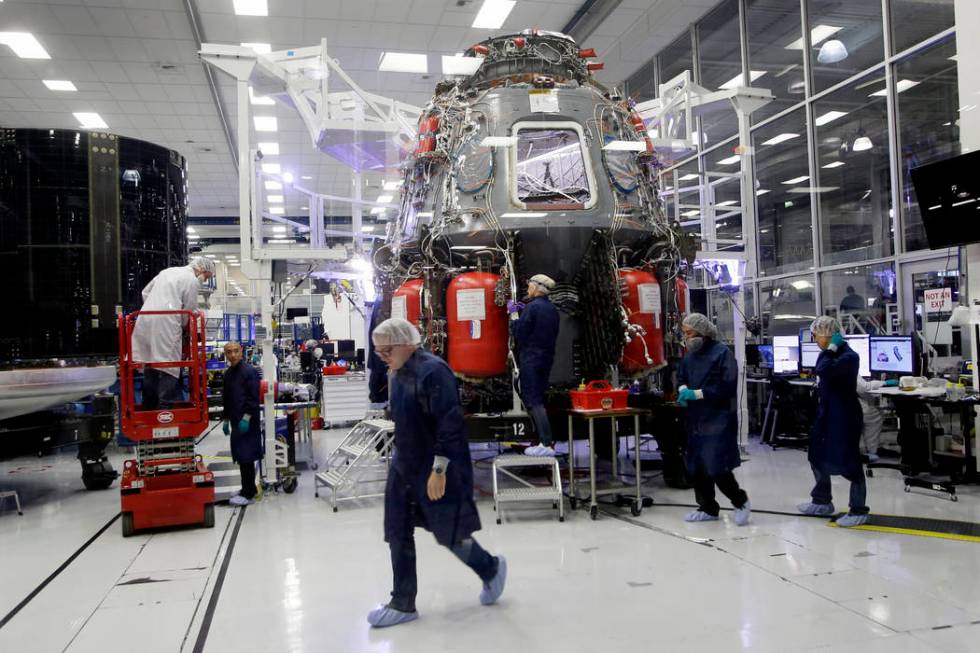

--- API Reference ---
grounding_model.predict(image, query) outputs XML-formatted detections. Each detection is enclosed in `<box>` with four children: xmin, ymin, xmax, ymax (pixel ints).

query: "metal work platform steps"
<box><xmin>492</xmin><ymin>455</ymin><xmax>564</xmax><ymax>524</ymax></box>
<box><xmin>314</xmin><ymin>419</ymin><xmax>395</xmax><ymax>512</ymax></box>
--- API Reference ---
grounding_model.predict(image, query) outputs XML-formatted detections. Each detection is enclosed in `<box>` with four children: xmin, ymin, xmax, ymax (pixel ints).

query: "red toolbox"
<box><xmin>569</xmin><ymin>380</ymin><xmax>629</xmax><ymax>411</ymax></box>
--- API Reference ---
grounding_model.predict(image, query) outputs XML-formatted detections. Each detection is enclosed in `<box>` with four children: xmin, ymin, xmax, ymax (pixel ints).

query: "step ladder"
<box><xmin>492</xmin><ymin>455</ymin><xmax>564</xmax><ymax>524</ymax></box>
<box><xmin>314</xmin><ymin>419</ymin><xmax>395</xmax><ymax>512</ymax></box>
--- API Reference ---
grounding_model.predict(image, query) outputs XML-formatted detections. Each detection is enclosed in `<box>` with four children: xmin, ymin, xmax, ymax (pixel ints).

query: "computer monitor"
<box><xmin>844</xmin><ymin>334</ymin><xmax>871</xmax><ymax>379</ymax></box>
<box><xmin>799</xmin><ymin>328</ymin><xmax>814</xmax><ymax>344</ymax></box>
<box><xmin>800</xmin><ymin>342</ymin><xmax>822</xmax><ymax>369</ymax></box>
<box><xmin>773</xmin><ymin>336</ymin><xmax>800</xmax><ymax>375</ymax></box>
<box><xmin>745</xmin><ymin>345</ymin><xmax>760</xmax><ymax>367</ymax></box>
<box><xmin>757</xmin><ymin>344</ymin><xmax>774</xmax><ymax>369</ymax></box>
<box><xmin>870</xmin><ymin>336</ymin><xmax>915</xmax><ymax>374</ymax></box>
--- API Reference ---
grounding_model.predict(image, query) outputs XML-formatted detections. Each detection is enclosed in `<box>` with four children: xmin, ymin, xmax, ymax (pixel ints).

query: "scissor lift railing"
<box><xmin>314</xmin><ymin>419</ymin><xmax>395</xmax><ymax>512</ymax></box>
<box><xmin>117</xmin><ymin>310</ymin><xmax>215</xmax><ymax>536</ymax></box>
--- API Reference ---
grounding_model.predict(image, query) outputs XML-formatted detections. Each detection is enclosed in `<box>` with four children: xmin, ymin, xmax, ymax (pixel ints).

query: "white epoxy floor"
<box><xmin>3</xmin><ymin>428</ymin><xmax>980</xmax><ymax>652</ymax></box>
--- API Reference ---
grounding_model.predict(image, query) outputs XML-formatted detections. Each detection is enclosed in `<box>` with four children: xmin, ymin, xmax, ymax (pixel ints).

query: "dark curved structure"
<box><xmin>0</xmin><ymin>128</ymin><xmax>188</xmax><ymax>362</ymax></box>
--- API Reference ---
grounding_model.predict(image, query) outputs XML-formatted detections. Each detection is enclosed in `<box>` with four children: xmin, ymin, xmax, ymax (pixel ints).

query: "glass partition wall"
<box><xmin>625</xmin><ymin>0</ymin><xmax>960</xmax><ymax>342</ymax></box>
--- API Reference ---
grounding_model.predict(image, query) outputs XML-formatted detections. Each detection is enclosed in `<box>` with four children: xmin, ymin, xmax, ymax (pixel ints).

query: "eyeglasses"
<box><xmin>375</xmin><ymin>345</ymin><xmax>395</xmax><ymax>356</ymax></box>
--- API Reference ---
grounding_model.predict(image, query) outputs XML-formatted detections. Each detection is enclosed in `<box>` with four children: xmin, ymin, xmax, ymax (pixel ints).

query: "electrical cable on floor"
<box><xmin>196</xmin><ymin>419</ymin><xmax>223</xmax><ymax>445</ymax></box>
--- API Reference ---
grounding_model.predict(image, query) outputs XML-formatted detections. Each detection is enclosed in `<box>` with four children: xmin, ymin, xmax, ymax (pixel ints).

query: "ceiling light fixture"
<box><xmin>253</xmin><ymin>116</ymin><xmax>278</xmax><ymax>132</ymax></box>
<box><xmin>822</xmin><ymin>161</ymin><xmax>845</xmax><ymax>169</ymax></box>
<box><xmin>442</xmin><ymin>55</ymin><xmax>483</xmax><ymax>76</ymax></box>
<box><xmin>43</xmin><ymin>80</ymin><xmax>76</xmax><ymax>91</ymax></box>
<box><xmin>781</xmin><ymin>175</ymin><xmax>810</xmax><ymax>185</ymax></box>
<box><xmin>73</xmin><ymin>112</ymin><xmax>108</xmax><ymax>129</ymax></box>
<box><xmin>257</xmin><ymin>141</ymin><xmax>279</xmax><ymax>155</ymax></box>
<box><xmin>817</xmin><ymin>39</ymin><xmax>849</xmax><ymax>64</ymax></box>
<box><xmin>785</xmin><ymin>25</ymin><xmax>842</xmax><ymax>50</ymax></box>
<box><xmin>379</xmin><ymin>52</ymin><xmax>428</xmax><ymax>74</ymax></box>
<box><xmin>853</xmin><ymin>131</ymin><xmax>873</xmax><ymax>151</ymax></box>
<box><xmin>249</xmin><ymin>87</ymin><xmax>275</xmax><ymax>106</ymax></box>
<box><xmin>472</xmin><ymin>0</ymin><xmax>516</xmax><ymax>29</ymax></box>
<box><xmin>382</xmin><ymin>180</ymin><xmax>402</xmax><ymax>191</ymax></box>
<box><xmin>273</xmin><ymin>225</ymin><xmax>287</xmax><ymax>232</ymax></box>
<box><xmin>718</xmin><ymin>70</ymin><xmax>767</xmax><ymax>90</ymax></box>
<box><xmin>261</xmin><ymin>162</ymin><xmax>281</xmax><ymax>174</ymax></box>
<box><xmin>761</xmin><ymin>133</ymin><xmax>799</xmax><ymax>146</ymax></box>
<box><xmin>370</xmin><ymin>207</ymin><xmax>386</xmax><ymax>215</ymax></box>
<box><xmin>718</xmin><ymin>155</ymin><xmax>741</xmax><ymax>165</ymax></box>
<box><xmin>265</xmin><ymin>181</ymin><xmax>282</xmax><ymax>190</ymax></box>
<box><xmin>717</xmin><ymin>200</ymin><xmax>738</xmax><ymax>207</ymax></box>
<box><xmin>814</xmin><ymin>110</ymin><xmax>847</xmax><ymax>126</ymax></box>
<box><xmin>282</xmin><ymin>172</ymin><xmax>294</xmax><ymax>184</ymax></box>
<box><xmin>869</xmin><ymin>79</ymin><xmax>919</xmax><ymax>97</ymax></box>
<box><xmin>756</xmin><ymin>189</ymin><xmax>770</xmax><ymax>196</ymax></box>
<box><xmin>269</xmin><ymin>207</ymin><xmax>285</xmax><ymax>215</ymax></box>
<box><xmin>233</xmin><ymin>0</ymin><xmax>267</xmax><ymax>16</ymax></box>
<box><xmin>0</xmin><ymin>32</ymin><xmax>51</xmax><ymax>59</ymax></box>
<box><xmin>376</xmin><ymin>194</ymin><xmax>393</xmax><ymax>203</ymax></box>
<box><xmin>267</xmin><ymin>194</ymin><xmax>284</xmax><ymax>203</ymax></box>
<box><xmin>301</xmin><ymin>175</ymin><xmax>313</xmax><ymax>180</ymax></box>
<box><xmin>678</xmin><ymin>173</ymin><xmax>700</xmax><ymax>181</ymax></box>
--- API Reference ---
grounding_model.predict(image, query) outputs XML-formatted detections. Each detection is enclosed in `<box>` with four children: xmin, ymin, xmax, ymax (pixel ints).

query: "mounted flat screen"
<box><xmin>910</xmin><ymin>150</ymin><xmax>980</xmax><ymax>249</ymax></box>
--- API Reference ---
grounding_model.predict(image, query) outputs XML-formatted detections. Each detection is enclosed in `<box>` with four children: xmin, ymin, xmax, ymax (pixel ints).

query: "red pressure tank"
<box><xmin>619</xmin><ymin>268</ymin><xmax>666</xmax><ymax>371</ymax></box>
<box><xmin>392</xmin><ymin>278</ymin><xmax>424</xmax><ymax>327</ymax></box>
<box><xmin>446</xmin><ymin>272</ymin><xmax>508</xmax><ymax>377</ymax></box>
<box><xmin>676</xmin><ymin>276</ymin><xmax>690</xmax><ymax>317</ymax></box>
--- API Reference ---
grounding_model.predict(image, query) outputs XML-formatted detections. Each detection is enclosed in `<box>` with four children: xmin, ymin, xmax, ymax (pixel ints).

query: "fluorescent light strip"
<box><xmin>869</xmin><ymin>79</ymin><xmax>920</xmax><ymax>97</ymax></box>
<box><xmin>233</xmin><ymin>0</ymin><xmax>267</xmax><ymax>16</ymax></box>
<box><xmin>717</xmin><ymin>200</ymin><xmax>738</xmax><ymax>207</ymax></box>
<box><xmin>442</xmin><ymin>55</ymin><xmax>483</xmax><ymax>76</ymax></box>
<box><xmin>379</xmin><ymin>52</ymin><xmax>428</xmax><ymax>73</ymax></box>
<box><xmin>717</xmin><ymin>155</ymin><xmax>741</xmax><ymax>165</ymax></box>
<box><xmin>269</xmin><ymin>207</ymin><xmax>285</xmax><ymax>215</ymax></box>
<box><xmin>472</xmin><ymin>0</ymin><xmax>516</xmax><ymax>29</ymax></box>
<box><xmin>261</xmin><ymin>162</ymin><xmax>281</xmax><ymax>174</ymax></box>
<box><xmin>253</xmin><ymin>116</ymin><xmax>277</xmax><ymax>131</ymax></box>
<box><xmin>267</xmin><ymin>194</ymin><xmax>284</xmax><ymax>203</ymax></box>
<box><xmin>376</xmin><ymin>194</ymin><xmax>393</xmax><ymax>203</ymax></box>
<box><xmin>785</xmin><ymin>25</ymin><xmax>842</xmax><ymax>50</ymax></box>
<box><xmin>73</xmin><ymin>112</ymin><xmax>108</xmax><ymax>129</ymax></box>
<box><xmin>678</xmin><ymin>173</ymin><xmax>700</xmax><ymax>181</ymax></box>
<box><xmin>249</xmin><ymin>87</ymin><xmax>275</xmax><ymax>106</ymax></box>
<box><xmin>43</xmin><ymin>80</ymin><xmax>76</xmax><ymax>91</ymax></box>
<box><xmin>822</xmin><ymin>161</ymin><xmax>845</xmax><ymax>169</ymax></box>
<box><xmin>761</xmin><ymin>133</ymin><xmax>799</xmax><ymax>146</ymax></box>
<box><xmin>383</xmin><ymin>180</ymin><xmax>402</xmax><ymax>191</ymax></box>
<box><xmin>814</xmin><ymin>110</ymin><xmax>847</xmax><ymax>126</ymax></box>
<box><xmin>265</xmin><ymin>181</ymin><xmax>282</xmax><ymax>190</ymax></box>
<box><xmin>258</xmin><ymin>142</ymin><xmax>279</xmax><ymax>155</ymax></box>
<box><xmin>718</xmin><ymin>70</ymin><xmax>766</xmax><ymax>90</ymax></box>
<box><xmin>370</xmin><ymin>207</ymin><xmax>386</xmax><ymax>215</ymax></box>
<box><xmin>0</xmin><ymin>32</ymin><xmax>50</xmax><ymax>59</ymax></box>
<box><xmin>781</xmin><ymin>176</ymin><xmax>810</xmax><ymax>185</ymax></box>
<box><xmin>756</xmin><ymin>189</ymin><xmax>770</xmax><ymax>196</ymax></box>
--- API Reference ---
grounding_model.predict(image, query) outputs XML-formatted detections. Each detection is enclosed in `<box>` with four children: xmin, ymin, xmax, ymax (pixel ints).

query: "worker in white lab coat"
<box><xmin>132</xmin><ymin>257</ymin><xmax>215</xmax><ymax>409</ymax></box>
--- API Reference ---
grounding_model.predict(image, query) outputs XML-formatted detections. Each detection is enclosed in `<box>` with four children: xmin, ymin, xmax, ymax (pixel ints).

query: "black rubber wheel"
<box><xmin>558</xmin><ymin>515</ymin><xmax>565</xmax><ymax>523</ymax></box>
<box><xmin>203</xmin><ymin>504</ymin><xmax>215</xmax><ymax>528</ymax></box>
<box><xmin>282</xmin><ymin>476</ymin><xmax>298</xmax><ymax>494</ymax></box>
<box><xmin>82</xmin><ymin>475</ymin><xmax>114</xmax><ymax>491</ymax></box>
<box><xmin>496</xmin><ymin>518</ymin><xmax>501</xmax><ymax>525</ymax></box>
<box><xmin>590</xmin><ymin>505</ymin><xmax>598</xmax><ymax>520</ymax></box>
<box><xmin>552</xmin><ymin>502</ymin><xmax>558</xmax><ymax>510</ymax></box>
<box><xmin>866</xmin><ymin>469</ymin><xmax>874</xmax><ymax>478</ymax></box>
<box><xmin>570</xmin><ymin>497</ymin><xmax>578</xmax><ymax>510</ymax></box>
<box><xmin>630</xmin><ymin>502</ymin><xmax>642</xmax><ymax>517</ymax></box>
<box><xmin>332</xmin><ymin>506</ymin><xmax>338</xmax><ymax>513</ymax></box>
<box><xmin>951</xmin><ymin>494</ymin><xmax>959</xmax><ymax>502</ymax></box>
<box><xmin>121</xmin><ymin>512</ymin><xmax>135</xmax><ymax>537</ymax></box>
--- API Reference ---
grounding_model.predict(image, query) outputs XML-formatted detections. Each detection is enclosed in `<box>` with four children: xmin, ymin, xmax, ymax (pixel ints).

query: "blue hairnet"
<box><xmin>682</xmin><ymin>312</ymin><xmax>719</xmax><ymax>339</ymax></box>
<box><xmin>373</xmin><ymin>317</ymin><xmax>422</xmax><ymax>346</ymax></box>
<box><xmin>810</xmin><ymin>315</ymin><xmax>842</xmax><ymax>337</ymax></box>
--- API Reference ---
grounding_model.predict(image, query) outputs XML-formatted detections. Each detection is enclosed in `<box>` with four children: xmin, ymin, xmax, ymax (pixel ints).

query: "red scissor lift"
<box><xmin>118</xmin><ymin>310</ymin><xmax>215</xmax><ymax>537</ymax></box>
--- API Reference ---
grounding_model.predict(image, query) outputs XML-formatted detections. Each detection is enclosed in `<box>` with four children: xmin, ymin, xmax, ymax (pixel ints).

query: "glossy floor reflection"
<box><xmin>2</xmin><ymin>431</ymin><xmax>980</xmax><ymax>652</ymax></box>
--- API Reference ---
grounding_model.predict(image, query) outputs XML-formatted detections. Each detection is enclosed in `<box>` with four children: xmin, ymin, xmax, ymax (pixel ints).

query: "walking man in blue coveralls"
<box><xmin>367</xmin><ymin>318</ymin><xmax>506</xmax><ymax>628</ymax></box>
<box><xmin>508</xmin><ymin>274</ymin><xmax>560</xmax><ymax>456</ymax></box>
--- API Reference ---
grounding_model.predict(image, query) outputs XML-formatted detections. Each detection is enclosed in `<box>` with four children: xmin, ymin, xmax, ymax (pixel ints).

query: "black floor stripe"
<box><xmin>0</xmin><ymin>512</ymin><xmax>120</xmax><ymax>630</ymax></box>
<box><xmin>192</xmin><ymin>506</ymin><xmax>247</xmax><ymax>653</ymax></box>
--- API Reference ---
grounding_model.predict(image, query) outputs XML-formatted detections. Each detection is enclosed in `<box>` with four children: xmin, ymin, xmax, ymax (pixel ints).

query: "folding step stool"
<box><xmin>314</xmin><ymin>419</ymin><xmax>394</xmax><ymax>511</ymax></box>
<box><xmin>492</xmin><ymin>455</ymin><xmax>564</xmax><ymax>524</ymax></box>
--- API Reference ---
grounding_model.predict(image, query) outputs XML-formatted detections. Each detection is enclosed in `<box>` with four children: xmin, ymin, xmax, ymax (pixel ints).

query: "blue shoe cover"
<box><xmin>797</xmin><ymin>502</ymin><xmax>835</xmax><ymax>516</ymax></box>
<box><xmin>367</xmin><ymin>605</ymin><xmax>418</xmax><ymax>628</ymax></box>
<box><xmin>480</xmin><ymin>556</ymin><xmax>507</xmax><ymax>605</ymax></box>
<box><xmin>684</xmin><ymin>510</ymin><xmax>719</xmax><ymax>522</ymax></box>
<box><xmin>734</xmin><ymin>501</ymin><xmax>751</xmax><ymax>526</ymax></box>
<box><xmin>836</xmin><ymin>513</ymin><xmax>869</xmax><ymax>528</ymax></box>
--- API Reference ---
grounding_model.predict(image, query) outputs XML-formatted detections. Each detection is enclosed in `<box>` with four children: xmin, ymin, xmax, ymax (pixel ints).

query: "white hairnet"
<box><xmin>682</xmin><ymin>312</ymin><xmax>719</xmax><ymax>339</ymax></box>
<box><xmin>190</xmin><ymin>256</ymin><xmax>216</xmax><ymax>276</ymax></box>
<box><xmin>810</xmin><ymin>316</ymin><xmax>842</xmax><ymax>337</ymax></box>
<box><xmin>373</xmin><ymin>317</ymin><xmax>422</xmax><ymax>346</ymax></box>
<box><xmin>529</xmin><ymin>274</ymin><xmax>556</xmax><ymax>294</ymax></box>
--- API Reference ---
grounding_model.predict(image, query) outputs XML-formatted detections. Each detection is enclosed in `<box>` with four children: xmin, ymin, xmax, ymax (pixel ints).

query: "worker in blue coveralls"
<box><xmin>676</xmin><ymin>313</ymin><xmax>751</xmax><ymax>526</ymax></box>
<box><xmin>508</xmin><ymin>274</ymin><xmax>560</xmax><ymax>457</ymax></box>
<box><xmin>221</xmin><ymin>341</ymin><xmax>262</xmax><ymax>507</ymax></box>
<box><xmin>367</xmin><ymin>318</ymin><xmax>506</xmax><ymax>629</ymax></box>
<box><xmin>797</xmin><ymin>316</ymin><xmax>870</xmax><ymax>528</ymax></box>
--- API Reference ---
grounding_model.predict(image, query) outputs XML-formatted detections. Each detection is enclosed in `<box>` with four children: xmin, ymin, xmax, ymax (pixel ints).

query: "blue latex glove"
<box><xmin>831</xmin><ymin>332</ymin><xmax>846</xmax><ymax>348</ymax></box>
<box><xmin>884</xmin><ymin>379</ymin><xmax>899</xmax><ymax>387</ymax></box>
<box><xmin>507</xmin><ymin>300</ymin><xmax>525</xmax><ymax>314</ymax></box>
<box><xmin>677</xmin><ymin>388</ymin><xmax>698</xmax><ymax>405</ymax></box>
<box><xmin>222</xmin><ymin>420</ymin><xmax>231</xmax><ymax>435</ymax></box>
<box><xmin>238</xmin><ymin>417</ymin><xmax>251</xmax><ymax>434</ymax></box>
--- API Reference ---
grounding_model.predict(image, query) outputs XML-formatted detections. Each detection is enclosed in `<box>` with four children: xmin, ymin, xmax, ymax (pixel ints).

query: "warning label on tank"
<box><xmin>470</xmin><ymin>320</ymin><xmax>481</xmax><ymax>339</ymax></box>
<box><xmin>529</xmin><ymin>89</ymin><xmax>559</xmax><ymax>113</ymax></box>
<box><xmin>456</xmin><ymin>288</ymin><xmax>486</xmax><ymax>321</ymax></box>
<box><xmin>391</xmin><ymin>295</ymin><xmax>407</xmax><ymax>321</ymax></box>
<box><xmin>638</xmin><ymin>283</ymin><xmax>662</xmax><ymax>315</ymax></box>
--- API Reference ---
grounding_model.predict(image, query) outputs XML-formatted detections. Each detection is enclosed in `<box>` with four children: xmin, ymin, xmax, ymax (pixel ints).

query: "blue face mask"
<box><xmin>685</xmin><ymin>336</ymin><xmax>705</xmax><ymax>352</ymax></box>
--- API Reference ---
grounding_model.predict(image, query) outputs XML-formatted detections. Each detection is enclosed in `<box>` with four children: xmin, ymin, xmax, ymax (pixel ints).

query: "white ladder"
<box><xmin>492</xmin><ymin>455</ymin><xmax>564</xmax><ymax>524</ymax></box>
<box><xmin>314</xmin><ymin>419</ymin><xmax>395</xmax><ymax>512</ymax></box>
